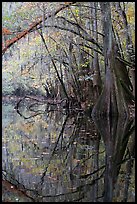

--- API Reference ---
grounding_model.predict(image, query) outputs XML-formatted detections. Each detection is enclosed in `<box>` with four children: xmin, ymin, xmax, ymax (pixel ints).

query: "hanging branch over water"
<box><xmin>2</xmin><ymin>2</ymin><xmax>76</xmax><ymax>55</ymax></box>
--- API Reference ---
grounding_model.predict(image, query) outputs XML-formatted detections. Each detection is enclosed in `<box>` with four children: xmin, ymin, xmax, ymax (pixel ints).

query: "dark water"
<box><xmin>2</xmin><ymin>100</ymin><xmax>135</xmax><ymax>202</ymax></box>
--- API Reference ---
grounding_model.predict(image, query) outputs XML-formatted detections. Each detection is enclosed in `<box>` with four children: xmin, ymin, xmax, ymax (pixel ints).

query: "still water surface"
<box><xmin>2</xmin><ymin>100</ymin><xmax>135</xmax><ymax>202</ymax></box>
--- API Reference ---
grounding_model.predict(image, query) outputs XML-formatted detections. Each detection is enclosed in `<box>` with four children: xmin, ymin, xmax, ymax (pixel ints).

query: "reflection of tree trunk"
<box><xmin>123</xmin><ymin>157</ymin><xmax>135</xmax><ymax>202</ymax></box>
<box><xmin>122</xmin><ymin>131</ymin><xmax>135</xmax><ymax>202</ymax></box>
<box><xmin>92</xmin><ymin>114</ymin><xmax>135</xmax><ymax>202</ymax></box>
<box><xmin>92</xmin><ymin>139</ymin><xmax>100</xmax><ymax>202</ymax></box>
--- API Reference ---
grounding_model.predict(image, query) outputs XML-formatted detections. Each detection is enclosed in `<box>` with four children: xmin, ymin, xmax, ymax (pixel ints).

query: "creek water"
<box><xmin>2</xmin><ymin>99</ymin><xmax>135</xmax><ymax>202</ymax></box>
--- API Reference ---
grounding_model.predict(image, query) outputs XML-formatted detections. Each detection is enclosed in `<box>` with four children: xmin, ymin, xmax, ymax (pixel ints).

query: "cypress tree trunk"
<box><xmin>92</xmin><ymin>2</ymin><xmax>132</xmax><ymax>118</ymax></box>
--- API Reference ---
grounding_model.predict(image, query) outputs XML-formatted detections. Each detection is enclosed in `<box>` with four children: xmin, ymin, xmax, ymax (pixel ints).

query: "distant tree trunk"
<box><xmin>39</xmin><ymin>30</ymin><xmax>69</xmax><ymax>100</ymax></box>
<box><xmin>92</xmin><ymin>2</ymin><xmax>102</xmax><ymax>100</ymax></box>
<box><xmin>92</xmin><ymin>2</ymin><xmax>133</xmax><ymax>118</ymax></box>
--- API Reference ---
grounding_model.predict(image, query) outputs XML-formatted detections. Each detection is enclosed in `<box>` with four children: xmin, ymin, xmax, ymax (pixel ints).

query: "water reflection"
<box><xmin>92</xmin><ymin>115</ymin><xmax>135</xmax><ymax>202</ymax></box>
<box><xmin>2</xmin><ymin>102</ymin><xmax>135</xmax><ymax>202</ymax></box>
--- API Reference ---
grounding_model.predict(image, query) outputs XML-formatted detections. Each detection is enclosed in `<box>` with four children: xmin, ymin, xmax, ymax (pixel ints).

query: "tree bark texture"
<box><xmin>92</xmin><ymin>2</ymin><xmax>133</xmax><ymax>118</ymax></box>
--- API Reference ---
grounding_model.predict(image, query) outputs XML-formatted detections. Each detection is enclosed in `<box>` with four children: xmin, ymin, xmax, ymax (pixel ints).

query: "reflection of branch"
<box><xmin>51</xmin><ymin>114</ymin><xmax>70</xmax><ymax>155</ymax></box>
<box><xmin>15</xmin><ymin>95</ymin><xmax>45</xmax><ymax>110</ymax></box>
<box><xmin>39</xmin><ymin>114</ymin><xmax>70</xmax><ymax>185</ymax></box>
<box><xmin>22</xmin><ymin>132</ymin><xmax>40</xmax><ymax>151</ymax></box>
<box><xmin>63</xmin><ymin>115</ymin><xmax>81</xmax><ymax>162</ymax></box>
<box><xmin>16</xmin><ymin>95</ymin><xmax>69</xmax><ymax>119</ymax></box>
<box><xmin>17</xmin><ymin>108</ymin><xmax>45</xmax><ymax>119</ymax></box>
<box><xmin>15</xmin><ymin>95</ymin><xmax>46</xmax><ymax>119</ymax></box>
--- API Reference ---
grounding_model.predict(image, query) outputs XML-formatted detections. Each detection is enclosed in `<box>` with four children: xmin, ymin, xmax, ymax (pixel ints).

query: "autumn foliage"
<box><xmin>2</xmin><ymin>27</ymin><xmax>12</xmax><ymax>35</ymax></box>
